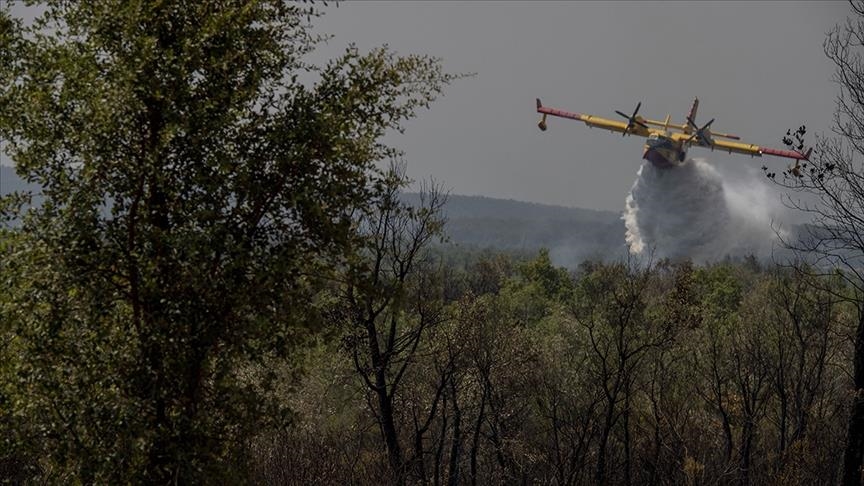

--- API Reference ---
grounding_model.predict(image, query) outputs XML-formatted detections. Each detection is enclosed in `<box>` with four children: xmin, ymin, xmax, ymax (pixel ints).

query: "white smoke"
<box><xmin>623</xmin><ymin>158</ymin><xmax>787</xmax><ymax>263</ymax></box>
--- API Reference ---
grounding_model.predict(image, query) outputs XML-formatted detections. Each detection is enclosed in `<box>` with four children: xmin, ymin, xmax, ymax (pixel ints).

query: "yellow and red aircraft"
<box><xmin>536</xmin><ymin>97</ymin><xmax>811</xmax><ymax>168</ymax></box>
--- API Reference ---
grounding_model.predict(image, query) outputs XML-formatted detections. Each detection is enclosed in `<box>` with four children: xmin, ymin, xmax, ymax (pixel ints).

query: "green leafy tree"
<box><xmin>0</xmin><ymin>1</ymin><xmax>456</xmax><ymax>482</ymax></box>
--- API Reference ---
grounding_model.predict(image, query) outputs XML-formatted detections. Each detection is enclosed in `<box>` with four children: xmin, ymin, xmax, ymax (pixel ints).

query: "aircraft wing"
<box><xmin>537</xmin><ymin>99</ymin><xmax>656</xmax><ymax>138</ymax></box>
<box><xmin>670</xmin><ymin>132</ymin><xmax>811</xmax><ymax>161</ymax></box>
<box><xmin>645</xmin><ymin>119</ymin><xmax>741</xmax><ymax>140</ymax></box>
<box><xmin>581</xmin><ymin>115</ymin><xmax>632</xmax><ymax>135</ymax></box>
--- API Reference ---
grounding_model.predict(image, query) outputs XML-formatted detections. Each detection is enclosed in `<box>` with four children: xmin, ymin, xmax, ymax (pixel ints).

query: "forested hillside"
<box><xmin>0</xmin><ymin>168</ymin><xmax>806</xmax><ymax>269</ymax></box>
<box><xmin>0</xmin><ymin>169</ymin><xmax>629</xmax><ymax>265</ymax></box>
<box><xmin>402</xmin><ymin>192</ymin><xmax>628</xmax><ymax>266</ymax></box>
<box><xmin>253</xmin><ymin>250</ymin><xmax>850</xmax><ymax>485</ymax></box>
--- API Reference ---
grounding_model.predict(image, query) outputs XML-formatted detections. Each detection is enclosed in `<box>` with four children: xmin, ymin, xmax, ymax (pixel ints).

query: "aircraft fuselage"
<box><xmin>642</xmin><ymin>133</ymin><xmax>685</xmax><ymax>168</ymax></box>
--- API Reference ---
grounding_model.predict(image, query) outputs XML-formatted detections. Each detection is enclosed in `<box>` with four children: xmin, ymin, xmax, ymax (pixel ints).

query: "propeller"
<box><xmin>686</xmin><ymin>116</ymin><xmax>715</xmax><ymax>145</ymax></box>
<box><xmin>615</xmin><ymin>102</ymin><xmax>648</xmax><ymax>136</ymax></box>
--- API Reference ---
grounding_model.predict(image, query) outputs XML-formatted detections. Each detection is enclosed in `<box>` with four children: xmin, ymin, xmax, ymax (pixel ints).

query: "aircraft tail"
<box><xmin>685</xmin><ymin>98</ymin><xmax>699</xmax><ymax>132</ymax></box>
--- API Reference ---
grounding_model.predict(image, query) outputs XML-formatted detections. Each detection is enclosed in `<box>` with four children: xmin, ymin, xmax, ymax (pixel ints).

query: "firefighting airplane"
<box><xmin>535</xmin><ymin>97</ymin><xmax>811</xmax><ymax>168</ymax></box>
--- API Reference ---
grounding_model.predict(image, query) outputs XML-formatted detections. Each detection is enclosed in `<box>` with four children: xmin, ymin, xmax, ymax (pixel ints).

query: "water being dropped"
<box><xmin>623</xmin><ymin>158</ymin><xmax>784</xmax><ymax>262</ymax></box>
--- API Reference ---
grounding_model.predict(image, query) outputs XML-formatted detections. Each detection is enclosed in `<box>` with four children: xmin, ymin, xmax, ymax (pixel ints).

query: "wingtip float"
<box><xmin>535</xmin><ymin>98</ymin><xmax>811</xmax><ymax>169</ymax></box>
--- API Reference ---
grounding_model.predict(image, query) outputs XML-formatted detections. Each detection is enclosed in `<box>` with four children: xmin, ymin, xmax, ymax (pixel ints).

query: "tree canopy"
<box><xmin>0</xmin><ymin>1</ymin><xmax>457</xmax><ymax>482</ymax></box>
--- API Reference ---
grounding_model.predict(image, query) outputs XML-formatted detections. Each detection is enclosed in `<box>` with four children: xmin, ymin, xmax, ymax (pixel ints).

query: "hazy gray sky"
<box><xmin>313</xmin><ymin>1</ymin><xmax>849</xmax><ymax>211</ymax></box>
<box><xmin>5</xmin><ymin>1</ymin><xmax>851</xmax><ymax>211</ymax></box>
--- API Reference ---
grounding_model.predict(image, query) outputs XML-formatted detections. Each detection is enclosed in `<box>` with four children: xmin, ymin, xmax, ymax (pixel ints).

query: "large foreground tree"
<box><xmin>0</xmin><ymin>1</ymin><xmax>456</xmax><ymax>482</ymax></box>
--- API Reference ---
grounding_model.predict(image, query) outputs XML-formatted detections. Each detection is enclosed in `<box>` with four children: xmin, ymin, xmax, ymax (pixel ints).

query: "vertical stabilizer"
<box><xmin>685</xmin><ymin>97</ymin><xmax>699</xmax><ymax>133</ymax></box>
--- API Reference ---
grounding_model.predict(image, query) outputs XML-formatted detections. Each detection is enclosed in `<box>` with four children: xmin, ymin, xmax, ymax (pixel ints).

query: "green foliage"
<box><xmin>518</xmin><ymin>248</ymin><xmax>574</xmax><ymax>301</ymax></box>
<box><xmin>0</xmin><ymin>1</ymin><xmax>456</xmax><ymax>482</ymax></box>
<box><xmin>694</xmin><ymin>263</ymin><xmax>745</xmax><ymax>323</ymax></box>
<box><xmin>273</xmin><ymin>251</ymin><xmax>852</xmax><ymax>485</ymax></box>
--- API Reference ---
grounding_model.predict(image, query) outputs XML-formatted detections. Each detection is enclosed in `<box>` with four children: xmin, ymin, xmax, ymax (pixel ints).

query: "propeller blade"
<box><xmin>702</xmin><ymin>118</ymin><xmax>715</xmax><ymax>131</ymax></box>
<box><xmin>617</xmin><ymin>102</ymin><xmax>643</xmax><ymax>136</ymax></box>
<box><xmin>687</xmin><ymin>116</ymin><xmax>698</xmax><ymax>129</ymax></box>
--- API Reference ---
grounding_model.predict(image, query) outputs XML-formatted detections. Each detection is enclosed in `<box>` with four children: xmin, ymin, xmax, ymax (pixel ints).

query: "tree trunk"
<box><xmin>414</xmin><ymin>423</ymin><xmax>428</xmax><ymax>483</ymax></box>
<box><xmin>365</xmin><ymin>317</ymin><xmax>403</xmax><ymax>482</ymax></box>
<box><xmin>435</xmin><ymin>397</ymin><xmax>448</xmax><ymax>486</ymax></box>
<box><xmin>623</xmin><ymin>380</ymin><xmax>632</xmax><ymax>486</ymax></box>
<box><xmin>448</xmin><ymin>377</ymin><xmax>462</xmax><ymax>486</ymax></box>
<box><xmin>469</xmin><ymin>389</ymin><xmax>486</xmax><ymax>486</ymax></box>
<box><xmin>740</xmin><ymin>420</ymin><xmax>754</xmax><ymax>486</ymax></box>
<box><xmin>376</xmin><ymin>372</ymin><xmax>402</xmax><ymax>480</ymax></box>
<box><xmin>842</xmin><ymin>309</ymin><xmax>864</xmax><ymax>486</ymax></box>
<box><xmin>596</xmin><ymin>401</ymin><xmax>615</xmax><ymax>486</ymax></box>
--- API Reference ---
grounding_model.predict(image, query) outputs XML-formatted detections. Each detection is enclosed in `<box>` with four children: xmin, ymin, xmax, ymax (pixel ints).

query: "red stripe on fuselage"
<box><xmin>759</xmin><ymin>146</ymin><xmax>809</xmax><ymax>160</ymax></box>
<box><xmin>537</xmin><ymin>106</ymin><xmax>583</xmax><ymax>121</ymax></box>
